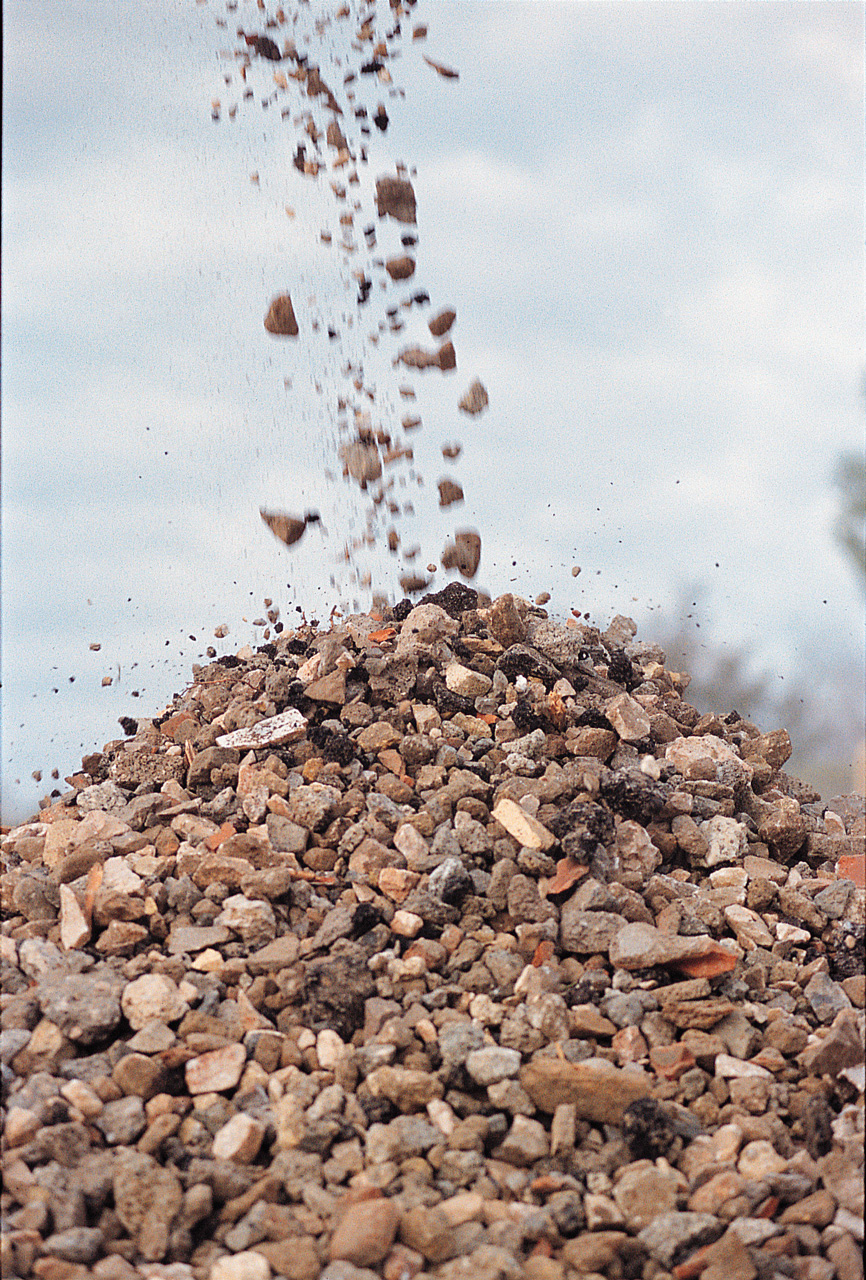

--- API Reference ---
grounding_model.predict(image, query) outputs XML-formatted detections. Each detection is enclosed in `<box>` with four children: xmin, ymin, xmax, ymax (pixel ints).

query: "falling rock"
<box><xmin>429</xmin><ymin>308</ymin><xmax>456</xmax><ymax>337</ymax></box>
<box><xmin>326</xmin><ymin>120</ymin><xmax>349</xmax><ymax>150</ymax></box>
<box><xmin>263</xmin><ymin>294</ymin><xmax>299</xmax><ymax>337</ymax></box>
<box><xmin>341</xmin><ymin>440</ymin><xmax>382</xmax><ymax>486</ymax></box>
<box><xmin>437</xmin><ymin>340</ymin><xmax>457</xmax><ymax>370</ymax></box>
<box><xmin>458</xmin><ymin>379</ymin><xmax>488</xmax><ymax>415</ymax></box>
<box><xmin>375</xmin><ymin>175</ymin><xmax>416</xmax><ymax>223</ymax></box>
<box><xmin>396</xmin><ymin>342</ymin><xmax>456</xmax><ymax>371</ymax></box>
<box><xmin>400</xmin><ymin>572</ymin><xmax>431</xmax><ymax>594</ymax></box>
<box><xmin>520</xmin><ymin>1057</ymin><xmax>652</xmax><ymax>1123</ymax></box>
<box><xmin>437</xmin><ymin>479</ymin><xmax>464</xmax><ymax>508</ymax></box>
<box><xmin>260</xmin><ymin>509</ymin><xmax>306</xmax><ymax>547</ymax></box>
<box><xmin>386</xmin><ymin>255</ymin><xmax>415</xmax><ymax>280</ymax></box>
<box><xmin>440</xmin><ymin>529</ymin><xmax>481</xmax><ymax>578</ymax></box>
<box><xmin>423</xmin><ymin>55</ymin><xmax>459</xmax><ymax>79</ymax></box>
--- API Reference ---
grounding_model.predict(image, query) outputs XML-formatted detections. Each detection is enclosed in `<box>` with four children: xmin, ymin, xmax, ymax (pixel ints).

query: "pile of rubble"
<box><xmin>1</xmin><ymin>588</ymin><xmax>863</xmax><ymax>1280</ymax></box>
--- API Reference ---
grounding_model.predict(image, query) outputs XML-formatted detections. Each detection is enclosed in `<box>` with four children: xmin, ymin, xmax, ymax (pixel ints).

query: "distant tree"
<box><xmin>833</xmin><ymin>451</ymin><xmax>866</xmax><ymax>591</ymax></box>
<box><xmin>650</xmin><ymin>583</ymin><xmax>864</xmax><ymax>797</ymax></box>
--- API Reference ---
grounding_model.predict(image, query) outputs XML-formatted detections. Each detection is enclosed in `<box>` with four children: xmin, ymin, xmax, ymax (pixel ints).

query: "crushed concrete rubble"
<box><xmin>2</xmin><ymin>589</ymin><xmax>864</xmax><ymax>1280</ymax></box>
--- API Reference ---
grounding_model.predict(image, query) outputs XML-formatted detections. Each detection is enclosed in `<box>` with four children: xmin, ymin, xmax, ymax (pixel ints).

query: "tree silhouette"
<box><xmin>833</xmin><ymin>452</ymin><xmax>866</xmax><ymax>591</ymax></box>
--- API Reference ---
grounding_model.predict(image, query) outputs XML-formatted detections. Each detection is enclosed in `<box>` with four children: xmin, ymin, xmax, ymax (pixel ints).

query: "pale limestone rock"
<box><xmin>121</xmin><ymin>974</ymin><xmax>189</xmax><ymax>1031</ymax></box>
<box><xmin>493</xmin><ymin>797</ymin><xmax>556</xmax><ymax>851</ymax></box>
<box><xmin>59</xmin><ymin>884</ymin><xmax>90</xmax><ymax>950</ymax></box>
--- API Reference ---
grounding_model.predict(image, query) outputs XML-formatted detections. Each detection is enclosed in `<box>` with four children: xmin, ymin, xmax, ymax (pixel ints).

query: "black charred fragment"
<box><xmin>600</xmin><ymin>767</ymin><xmax>670</xmax><ymax>824</ymax></box>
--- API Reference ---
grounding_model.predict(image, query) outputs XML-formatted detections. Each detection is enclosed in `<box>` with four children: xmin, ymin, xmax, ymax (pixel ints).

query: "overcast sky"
<box><xmin>3</xmin><ymin>0</ymin><xmax>864</xmax><ymax>823</ymax></box>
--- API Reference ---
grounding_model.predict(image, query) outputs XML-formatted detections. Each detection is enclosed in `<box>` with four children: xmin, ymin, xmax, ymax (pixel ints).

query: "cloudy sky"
<box><xmin>3</xmin><ymin>0</ymin><xmax>864</xmax><ymax>823</ymax></box>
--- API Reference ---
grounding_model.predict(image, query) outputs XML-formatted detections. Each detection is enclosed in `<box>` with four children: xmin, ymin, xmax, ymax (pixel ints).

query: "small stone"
<box><xmin>96</xmin><ymin>1094</ymin><xmax>147</xmax><ymax>1144</ymax></box>
<box><xmin>609</xmin><ymin>922</ymin><xmax>740</xmax><ymax>971</ymax></box>
<box><xmin>185</xmin><ymin>1042</ymin><xmax>247</xmax><ymax>1094</ymax></box>
<box><xmin>637</xmin><ymin>1213</ymin><xmax>724</xmax><ymax>1268</ymax></box>
<box><xmin>437</xmin><ymin>480</ymin><xmax>465</xmax><ymax>513</ymax></box>
<box><xmin>493</xmin><ymin>798</ymin><xmax>556</xmax><ymax>851</ymax></box>
<box><xmin>723</xmin><ymin>904</ymin><xmax>774</xmax><ymax>950</ymax></box>
<box><xmin>613</xmin><ymin>1162</ymin><xmax>683</xmax><ymax>1231</ymax></box>
<box><xmin>215</xmin><ymin>896</ymin><xmax>277</xmax><ymax>948</ymax></box>
<box><xmin>386</xmin><ymin>255</ymin><xmax>415</xmax><ymax>280</ymax></box>
<box><xmin>737</xmin><ymin>1139</ymin><xmax>788</xmax><ymax>1179</ymax></box>
<box><xmin>212</xmin><ymin>1113</ymin><xmax>266</xmax><ymax>1164</ymax></box>
<box><xmin>210</xmin><ymin>1254</ymin><xmax>272</xmax><ymax>1280</ymax></box>
<box><xmin>458</xmin><ymin>379</ymin><xmax>488</xmax><ymax>415</ymax></box>
<box><xmin>264</xmin><ymin>294</ymin><xmax>299</xmax><ymax>336</ymax></box>
<box><xmin>699</xmin><ymin>816</ymin><xmax>749</xmax><ymax>866</ymax></box>
<box><xmin>440</xmin><ymin>529</ymin><xmax>481</xmax><ymax>578</ymax></box>
<box><xmin>215</xmin><ymin>709</ymin><xmax>307</xmax><ymax>749</ymax></box>
<box><xmin>445</xmin><ymin>661</ymin><xmax>491</xmax><ymax>698</ymax></box>
<box><xmin>519</xmin><ymin>1057</ymin><xmax>651</xmax><ymax>1122</ymax></box>
<box><xmin>465</xmin><ymin>1046</ymin><xmax>521</xmax><ymax>1086</ymax></box>
<box><xmin>122</xmin><ymin>974</ymin><xmax>189</xmax><ymax>1031</ymax></box>
<box><xmin>778</xmin><ymin>1189</ymin><xmax>837</xmax><ymax>1227</ymax></box>
<box><xmin>799</xmin><ymin>1009</ymin><xmax>864</xmax><ymax>1073</ymax></box>
<box><xmin>399</xmin><ymin>1204</ymin><xmax>456</xmax><ymax>1263</ymax></box>
<box><xmin>41</xmin><ymin>1228</ymin><xmax>104</xmax><ymax>1264</ymax></box>
<box><xmin>329</xmin><ymin>1197</ymin><xmax>400</xmax><ymax>1266</ymax></box>
<box><xmin>802</xmin><ymin>972</ymin><xmax>853</xmax><ymax>1024</ymax></box>
<box><xmin>429</xmin><ymin>308</ymin><xmax>456</xmax><ymax>337</ymax></box>
<box><xmin>605</xmin><ymin>693</ymin><xmax>651</xmax><ymax>743</ymax></box>
<box><xmin>376</xmin><ymin>175</ymin><xmax>416</xmax><ymax>223</ymax></box>
<box><xmin>59</xmin><ymin>885</ymin><xmax>90</xmax><ymax>949</ymax></box>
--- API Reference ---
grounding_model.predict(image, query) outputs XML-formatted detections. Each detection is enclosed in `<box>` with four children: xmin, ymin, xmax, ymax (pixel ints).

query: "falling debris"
<box><xmin>213</xmin><ymin>624</ymin><xmax>229</xmax><ymax>638</ymax></box>
<box><xmin>259</xmin><ymin>509</ymin><xmax>314</xmax><ymax>548</ymax></box>
<box><xmin>458</xmin><ymin>378</ymin><xmax>489</xmax><ymax>415</ymax></box>
<box><xmin>428</xmin><ymin>307</ymin><xmax>456</xmax><ymax>337</ymax></box>
<box><xmin>89</xmin><ymin>642</ymin><xmax>101</xmax><ymax>652</ymax></box>
<box><xmin>437</xmin><ymin>478</ymin><xmax>464</xmax><ymax>508</ymax></box>
<box><xmin>572</xmin><ymin>565</ymin><xmax>582</xmax><ymax>577</ymax></box>
<box><xmin>375</xmin><ymin>175</ymin><xmax>417</xmax><ymax>223</ymax></box>
<box><xmin>385</xmin><ymin>255</ymin><xmax>415</xmax><ymax>280</ymax></box>
<box><xmin>441</xmin><ymin>528</ymin><xmax>481</xmax><ymax>578</ymax></box>
<box><xmin>340</xmin><ymin>440</ymin><xmax>382</xmax><ymax>487</ymax></box>
<box><xmin>395</xmin><ymin>341</ymin><xmax>456</xmax><ymax>371</ymax></box>
<box><xmin>399</xmin><ymin>571</ymin><xmax>430</xmax><ymax>594</ymax></box>
<box><xmin>326</xmin><ymin>120</ymin><xmax>349</xmax><ymax>150</ymax></box>
<box><xmin>240</xmin><ymin>32</ymin><xmax>283</xmax><ymax>62</ymax></box>
<box><xmin>442</xmin><ymin>442</ymin><xmax>462</xmax><ymax>459</ymax></box>
<box><xmin>423</xmin><ymin>55</ymin><xmax>459</xmax><ymax>79</ymax></box>
<box><xmin>263</xmin><ymin>294</ymin><xmax>299</xmax><ymax>336</ymax></box>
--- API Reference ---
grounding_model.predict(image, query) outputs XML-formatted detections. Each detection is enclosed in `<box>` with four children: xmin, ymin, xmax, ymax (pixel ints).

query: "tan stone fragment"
<box><xmin>59</xmin><ymin>884</ymin><xmax>90</xmax><ymax>949</ymax></box>
<box><xmin>519</xmin><ymin>1057</ymin><xmax>651</xmax><ymax>1122</ymax></box>
<box><xmin>493</xmin><ymin>798</ymin><xmax>556</xmax><ymax>851</ymax></box>
<box><xmin>329</xmin><ymin>1197</ymin><xmax>400</xmax><ymax>1266</ymax></box>
<box><xmin>264</xmin><ymin>294</ymin><xmax>299</xmax><ymax>336</ymax></box>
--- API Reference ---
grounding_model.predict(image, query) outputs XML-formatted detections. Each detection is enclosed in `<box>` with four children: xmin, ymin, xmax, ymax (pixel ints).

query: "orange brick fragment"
<box><xmin>205</xmin><ymin>823</ymin><xmax>237</xmax><ymax>851</ymax></box>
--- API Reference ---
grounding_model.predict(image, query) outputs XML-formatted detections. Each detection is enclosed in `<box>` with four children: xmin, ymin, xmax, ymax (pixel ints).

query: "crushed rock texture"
<box><xmin>2</xmin><ymin>588</ymin><xmax>864</xmax><ymax>1280</ymax></box>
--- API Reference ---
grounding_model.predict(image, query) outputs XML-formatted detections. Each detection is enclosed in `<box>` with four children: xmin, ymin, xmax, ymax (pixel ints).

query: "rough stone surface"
<box><xmin>3</xmin><ymin>591</ymin><xmax>862</xmax><ymax>1280</ymax></box>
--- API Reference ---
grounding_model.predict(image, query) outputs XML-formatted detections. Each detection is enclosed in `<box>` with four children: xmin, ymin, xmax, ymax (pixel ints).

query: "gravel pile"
<box><xmin>2</xmin><ymin>587</ymin><xmax>864</xmax><ymax>1280</ymax></box>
